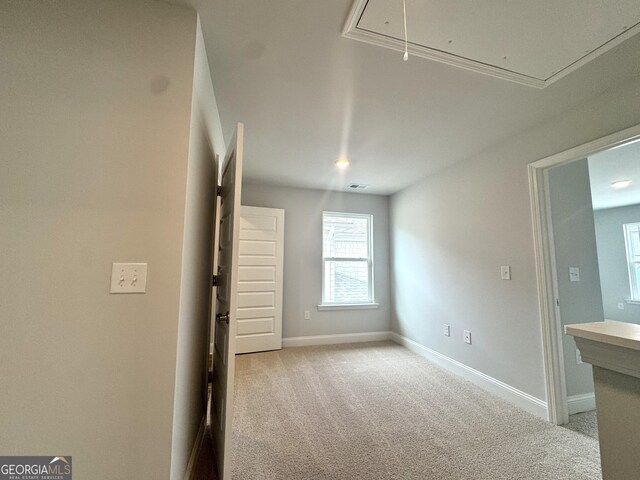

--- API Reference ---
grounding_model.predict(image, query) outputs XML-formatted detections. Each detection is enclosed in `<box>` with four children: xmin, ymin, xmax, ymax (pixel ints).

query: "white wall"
<box><xmin>547</xmin><ymin>159</ymin><xmax>601</xmax><ymax>398</ymax></box>
<box><xmin>241</xmin><ymin>184</ymin><xmax>391</xmax><ymax>338</ymax></box>
<box><xmin>0</xmin><ymin>1</ymin><xmax>201</xmax><ymax>478</ymax></box>
<box><xmin>594</xmin><ymin>204</ymin><xmax>640</xmax><ymax>324</ymax></box>
<box><xmin>171</xmin><ymin>17</ymin><xmax>225</xmax><ymax>480</ymax></box>
<box><xmin>390</xmin><ymin>75</ymin><xmax>640</xmax><ymax>404</ymax></box>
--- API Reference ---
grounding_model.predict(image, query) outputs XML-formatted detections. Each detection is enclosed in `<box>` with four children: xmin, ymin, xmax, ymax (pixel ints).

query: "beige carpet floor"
<box><xmin>563</xmin><ymin>410</ymin><xmax>599</xmax><ymax>440</ymax></box>
<box><xmin>232</xmin><ymin>341</ymin><xmax>601</xmax><ymax>480</ymax></box>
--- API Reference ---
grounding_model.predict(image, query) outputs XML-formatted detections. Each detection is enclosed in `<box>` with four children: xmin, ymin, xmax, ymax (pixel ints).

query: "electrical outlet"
<box><xmin>569</xmin><ymin>267</ymin><xmax>580</xmax><ymax>282</ymax></box>
<box><xmin>576</xmin><ymin>348</ymin><xmax>583</xmax><ymax>364</ymax></box>
<box><xmin>304</xmin><ymin>310</ymin><xmax>310</xmax><ymax>320</ymax></box>
<box><xmin>618</xmin><ymin>302</ymin><xmax>625</xmax><ymax>310</ymax></box>
<box><xmin>110</xmin><ymin>263</ymin><xmax>147</xmax><ymax>293</ymax></box>
<box><xmin>463</xmin><ymin>330</ymin><xmax>472</xmax><ymax>345</ymax></box>
<box><xmin>443</xmin><ymin>324</ymin><xmax>450</xmax><ymax>337</ymax></box>
<box><xmin>500</xmin><ymin>265</ymin><xmax>511</xmax><ymax>280</ymax></box>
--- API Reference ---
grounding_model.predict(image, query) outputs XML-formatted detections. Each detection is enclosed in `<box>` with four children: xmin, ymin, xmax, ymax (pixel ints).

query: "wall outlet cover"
<box><xmin>443</xmin><ymin>324</ymin><xmax>451</xmax><ymax>337</ymax></box>
<box><xmin>500</xmin><ymin>265</ymin><xmax>511</xmax><ymax>280</ymax></box>
<box><xmin>463</xmin><ymin>330</ymin><xmax>472</xmax><ymax>344</ymax></box>
<box><xmin>569</xmin><ymin>267</ymin><xmax>580</xmax><ymax>282</ymax></box>
<box><xmin>110</xmin><ymin>263</ymin><xmax>147</xmax><ymax>294</ymax></box>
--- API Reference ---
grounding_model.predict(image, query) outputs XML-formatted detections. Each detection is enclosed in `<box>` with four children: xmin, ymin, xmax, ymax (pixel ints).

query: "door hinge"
<box><xmin>216</xmin><ymin>185</ymin><xmax>223</xmax><ymax>197</ymax></box>
<box><xmin>212</xmin><ymin>274</ymin><xmax>218</xmax><ymax>287</ymax></box>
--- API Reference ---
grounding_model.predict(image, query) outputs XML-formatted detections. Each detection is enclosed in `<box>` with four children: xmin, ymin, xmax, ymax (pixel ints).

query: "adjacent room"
<box><xmin>2</xmin><ymin>1</ymin><xmax>640</xmax><ymax>480</ymax></box>
<box><xmin>542</xmin><ymin>137</ymin><xmax>640</xmax><ymax>445</ymax></box>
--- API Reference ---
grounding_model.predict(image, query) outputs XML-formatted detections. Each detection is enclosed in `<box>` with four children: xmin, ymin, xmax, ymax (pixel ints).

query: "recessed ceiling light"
<box><xmin>611</xmin><ymin>179</ymin><xmax>632</xmax><ymax>189</ymax></box>
<box><xmin>335</xmin><ymin>158</ymin><xmax>350</xmax><ymax>170</ymax></box>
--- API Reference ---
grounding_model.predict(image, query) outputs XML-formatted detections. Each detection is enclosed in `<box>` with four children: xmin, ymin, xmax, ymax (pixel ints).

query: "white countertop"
<box><xmin>565</xmin><ymin>320</ymin><xmax>640</xmax><ymax>351</ymax></box>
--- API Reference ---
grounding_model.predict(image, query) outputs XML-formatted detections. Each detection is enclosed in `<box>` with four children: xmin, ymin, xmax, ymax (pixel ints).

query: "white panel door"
<box><xmin>210</xmin><ymin>123</ymin><xmax>243</xmax><ymax>480</ymax></box>
<box><xmin>236</xmin><ymin>206</ymin><xmax>284</xmax><ymax>354</ymax></box>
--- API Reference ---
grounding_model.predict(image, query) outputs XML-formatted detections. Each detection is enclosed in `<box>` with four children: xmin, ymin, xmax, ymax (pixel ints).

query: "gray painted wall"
<box><xmin>241</xmin><ymin>184</ymin><xmax>391</xmax><ymax>338</ymax></box>
<box><xmin>0</xmin><ymin>1</ymin><xmax>201</xmax><ymax>478</ymax></box>
<box><xmin>594</xmin><ymin>204</ymin><xmax>640</xmax><ymax>324</ymax></box>
<box><xmin>547</xmin><ymin>159</ymin><xmax>602</xmax><ymax>398</ymax></box>
<box><xmin>390</xmin><ymin>74</ymin><xmax>640</xmax><ymax>403</ymax></box>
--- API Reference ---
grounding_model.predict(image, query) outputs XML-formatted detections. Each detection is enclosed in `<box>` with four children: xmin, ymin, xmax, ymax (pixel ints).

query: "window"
<box><xmin>321</xmin><ymin>212</ymin><xmax>374</xmax><ymax>306</ymax></box>
<box><xmin>624</xmin><ymin>222</ymin><xmax>640</xmax><ymax>301</ymax></box>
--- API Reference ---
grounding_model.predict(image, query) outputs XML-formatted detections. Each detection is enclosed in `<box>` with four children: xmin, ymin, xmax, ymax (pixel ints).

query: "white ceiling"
<box><xmin>350</xmin><ymin>0</ymin><xmax>640</xmax><ymax>87</ymax></box>
<box><xmin>589</xmin><ymin>140</ymin><xmax>640</xmax><ymax>210</ymax></box>
<box><xmin>182</xmin><ymin>0</ymin><xmax>640</xmax><ymax>195</ymax></box>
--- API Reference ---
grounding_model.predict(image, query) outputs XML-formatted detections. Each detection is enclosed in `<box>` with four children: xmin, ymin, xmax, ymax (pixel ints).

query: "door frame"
<box><xmin>529</xmin><ymin>123</ymin><xmax>640</xmax><ymax>425</ymax></box>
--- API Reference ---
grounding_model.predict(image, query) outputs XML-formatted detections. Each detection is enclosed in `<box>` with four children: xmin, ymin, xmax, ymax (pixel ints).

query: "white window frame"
<box><xmin>623</xmin><ymin>222</ymin><xmax>640</xmax><ymax>302</ymax></box>
<box><xmin>319</xmin><ymin>211</ymin><xmax>377</xmax><ymax>310</ymax></box>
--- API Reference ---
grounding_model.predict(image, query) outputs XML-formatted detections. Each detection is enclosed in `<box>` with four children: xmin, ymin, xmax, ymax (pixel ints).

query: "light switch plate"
<box><xmin>569</xmin><ymin>267</ymin><xmax>580</xmax><ymax>282</ymax></box>
<box><xmin>443</xmin><ymin>324</ymin><xmax>451</xmax><ymax>337</ymax></box>
<box><xmin>463</xmin><ymin>330</ymin><xmax>472</xmax><ymax>344</ymax></box>
<box><xmin>110</xmin><ymin>263</ymin><xmax>147</xmax><ymax>294</ymax></box>
<box><xmin>500</xmin><ymin>266</ymin><xmax>511</xmax><ymax>280</ymax></box>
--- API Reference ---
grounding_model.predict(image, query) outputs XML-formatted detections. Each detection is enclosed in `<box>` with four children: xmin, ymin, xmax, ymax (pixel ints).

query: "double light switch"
<box><xmin>110</xmin><ymin>263</ymin><xmax>147</xmax><ymax>293</ymax></box>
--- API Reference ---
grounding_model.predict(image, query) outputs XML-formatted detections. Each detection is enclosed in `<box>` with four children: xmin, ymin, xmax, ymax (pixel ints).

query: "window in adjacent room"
<box><xmin>321</xmin><ymin>212</ymin><xmax>374</xmax><ymax>305</ymax></box>
<box><xmin>623</xmin><ymin>222</ymin><xmax>640</xmax><ymax>300</ymax></box>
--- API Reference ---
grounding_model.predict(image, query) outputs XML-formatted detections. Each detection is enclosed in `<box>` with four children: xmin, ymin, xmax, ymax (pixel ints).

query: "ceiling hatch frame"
<box><xmin>342</xmin><ymin>0</ymin><xmax>640</xmax><ymax>89</ymax></box>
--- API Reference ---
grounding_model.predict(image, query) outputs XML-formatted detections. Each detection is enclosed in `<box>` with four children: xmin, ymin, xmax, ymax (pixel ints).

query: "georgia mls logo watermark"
<box><xmin>0</xmin><ymin>456</ymin><xmax>72</xmax><ymax>480</ymax></box>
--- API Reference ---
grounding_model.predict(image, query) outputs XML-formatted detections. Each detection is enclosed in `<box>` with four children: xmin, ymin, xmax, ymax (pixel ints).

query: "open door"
<box><xmin>236</xmin><ymin>206</ymin><xmax>285</xmax><ymax>354</ymax></box>
<box><xmin>210</xmin><ymin>123</ymin><xmax>243</xmax><ymax>479</ymax></box>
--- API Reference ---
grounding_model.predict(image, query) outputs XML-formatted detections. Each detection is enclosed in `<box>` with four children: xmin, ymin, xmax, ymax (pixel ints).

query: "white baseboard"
<box><xmin>389</xmin><ymin>332</ymin><xmax>549</xmax><ymax>420</ymax></box>
<box><xmin>183</xmin><ymin>415</ymin><xmax>206</xmax><ymax>480</ymax></box>
<box><xmin>567</xmin><ymin>392</ymin><xmax>596</xmax><ymax>415</ymax></box>
<box><xmin>282</xmin><ymin>331</ymin><xmax>392</xmax><ymax>348</ymax></box>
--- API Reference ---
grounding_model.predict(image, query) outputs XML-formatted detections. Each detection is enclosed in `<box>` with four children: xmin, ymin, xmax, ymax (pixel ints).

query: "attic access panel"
<box><xmin>343</xmin><ymin>0</ymin><xmax>640</xmax><ymax>88</ymax></box>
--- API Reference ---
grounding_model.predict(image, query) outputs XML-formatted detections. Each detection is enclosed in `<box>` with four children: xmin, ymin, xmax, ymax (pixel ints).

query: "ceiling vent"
<box><xmin>343</xmin><ymin>0</ymin><xmax>640</xmax><ymax>88</ymax></box>
<box><xmin>348</xmin><ymin>184</ymin><xmax>369</xmax><ymax>190</ymax></box>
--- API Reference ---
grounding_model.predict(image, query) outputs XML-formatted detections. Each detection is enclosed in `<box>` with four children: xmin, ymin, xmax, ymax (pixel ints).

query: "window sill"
<box><xmin>317</xmin><ymin>303</ymin><xmax>379</xmax><ymax>311</ymax></box>
<box><xmin>625</xmin><ymin>299</ymin><xmax>640</xmax><ymax>305</ymax></box>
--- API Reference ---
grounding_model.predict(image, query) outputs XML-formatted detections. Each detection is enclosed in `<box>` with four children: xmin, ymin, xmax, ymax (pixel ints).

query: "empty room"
<box><xmin>2</xmin><ymin>1</ymin><xmax>640</xmax><ymax>480</ymax></box>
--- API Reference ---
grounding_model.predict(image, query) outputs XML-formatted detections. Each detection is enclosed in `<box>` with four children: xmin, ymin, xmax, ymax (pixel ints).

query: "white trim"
<box><xmin>528</xmin><ymin>123</ymin><xmax>640</xmax><ymax>425</ymax></box>
<box><xmin>183</xmin><ymin>415</ymin><xmax>207</xmax><ymax>480</ymax></box>
<box><xmin>389</xmin><ymin>332</ymin><xmax>548</xmax><ymax>420</ymax></box>
<box><xmin>529</xmin><ymin>165</ymin><xmax>569</xmax><ymax>425</ymax></box>
<box><xmin>342</xmin><ymin>0</ymin><xmax>640</xmax><ymax>89</ymax></box>
<box><xmin>282</xmin><ymin>331</ymin><xmax>391</xmax><ymax>348</ymax></box>
<box><xmin>567</xmin><ymin>393</ymin><xmax>596</xmax><ymax>415</ymax></box>
<box><xmin>317</xmin><ymin>303</ymin><xmax>379</xmax><ymax>311</ymax></box>
<box><xmin>530</xmin><ymin>125</ymin><xmax>640</xmax><ymax>170</ymax></box>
